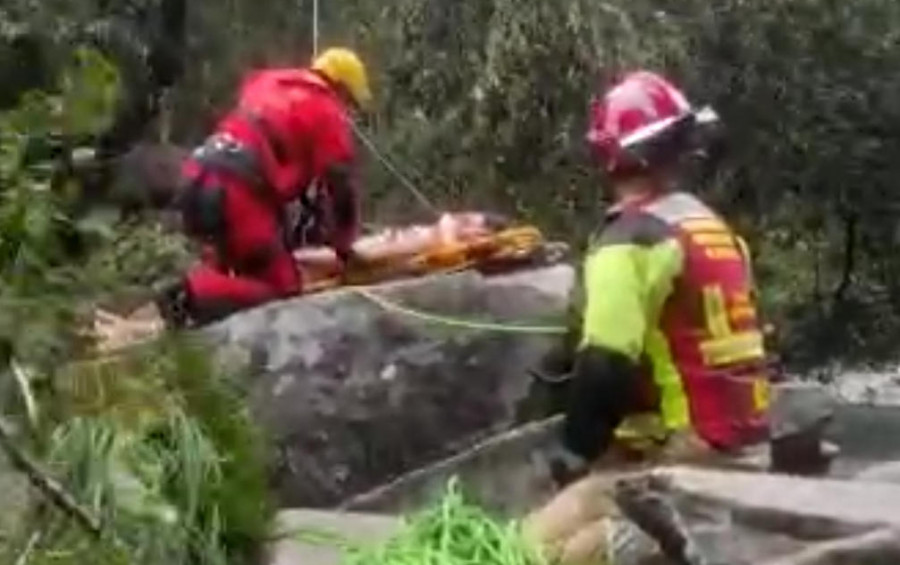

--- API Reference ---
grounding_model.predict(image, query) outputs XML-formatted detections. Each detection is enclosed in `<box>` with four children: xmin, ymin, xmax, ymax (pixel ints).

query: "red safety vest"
<box><xmin>644</xmin><ymin>193</ymin><xmax>770</xmax><ymax>449</ymax></box>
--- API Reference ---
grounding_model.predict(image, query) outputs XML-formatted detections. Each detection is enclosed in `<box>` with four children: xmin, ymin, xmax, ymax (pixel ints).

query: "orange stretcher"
<box><xmin>293</xmin><ymin>212</ymin><xmax>552</xmax><ymax>293</ymax></box>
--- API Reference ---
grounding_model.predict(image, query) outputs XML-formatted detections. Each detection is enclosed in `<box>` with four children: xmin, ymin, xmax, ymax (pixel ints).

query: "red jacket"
<box><xmin>215</xmin><ymin>68</ymin><xmax>359</xmax><ymax>252</ymax></box>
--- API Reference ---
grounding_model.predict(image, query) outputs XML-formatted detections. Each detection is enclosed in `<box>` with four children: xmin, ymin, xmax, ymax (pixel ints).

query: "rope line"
<box><xmin>351</xmin><ymin>286</ymin><xmax>567</xmax><ymax>335</ymax></box>
<box><xmin>311</xmin><ymin>0</ymin><xmax>319</xmax><ymax>57</ymax></box>
<box><xmin>350</xmin><ymin>120</ymin><xmax>440</xmax><ymax>216</ymax></box>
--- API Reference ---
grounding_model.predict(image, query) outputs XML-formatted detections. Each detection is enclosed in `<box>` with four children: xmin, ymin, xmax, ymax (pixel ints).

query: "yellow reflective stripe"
<box><xmin>699</xmin><ymin>330</ymin><xmax>765</xmax><ymax>366</ymax></box>
<box><xmin>729</xmin><ymin>305</ymin><xmax>757</xmax><ymax>323</ymax></box>
<box><xmin>645</xmin><ymin>329</ymin><xmax>690</xmax><ymax>431</ymax></box>
<box><xmin>614</xmin><ymin>412</ymin><xmax>671</xmax><ymax>453</ymax></box>
<box><xmin>691</xmin><ymin>232</ymin><xmax>735</xmax><ymax>246</ymax></box>
<box><xmin>614</xmin><ymin>413</ymin><xmax>669</xmax><ymax>441</ymax></box>
<box><xmin>753</xmin><ymin>378</ymin><xmax>771</xmax><ymax>411</ymax></box>
<box><xmin>680</xmin><ymin>218</ymin><xmax>727</xmax><ymax>233</ymax></box>
<box><xmin>704</xmin><ymin>247</ymin><xmax>742</xmax><ymax>261</ymax></box>
<box><xmin>702</xmin><ymin>285</ymin><xmax>731</xmax><ymax>338</ymax></box>
<box><xmin>731</xmin><ymin>290</ymin><xmax>752</xmax><ymax>305</ymax></box>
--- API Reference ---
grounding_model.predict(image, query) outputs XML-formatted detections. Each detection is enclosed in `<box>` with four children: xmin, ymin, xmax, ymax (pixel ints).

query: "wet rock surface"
<box><xmin>204</xmin><ymin>265</ymin><xmax>574</xmax><ymax>507</ymax></box>
<box><xmin>617</xmin><ymin>467</ymin><xmax>900</xmax><ymax>564</ymax></box>
<box><xmin>269</xmin><ymin>510</ymin><xmax>400</xmax><ymax>565</ymax></box>
<box><xmin>822</xmin><ymin>366</ymin><xmax>900</xmax><ymax>405</ymax></box>
<box><xmin>263</xmin><ymin>372</ymin><xmax>900</xmax><ymax>565</ymax></box>
<box><xmin>341</xmin><ymin>415</ymin><xmax>563</xmax><ymax>517</ymax></box>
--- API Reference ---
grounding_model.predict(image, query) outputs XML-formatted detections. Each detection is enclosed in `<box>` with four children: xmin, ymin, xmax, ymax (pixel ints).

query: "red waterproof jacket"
<box><xmin>214</xmin><ymin>68</ymin><xmax>359</xmax><ymax>253</ymax></box>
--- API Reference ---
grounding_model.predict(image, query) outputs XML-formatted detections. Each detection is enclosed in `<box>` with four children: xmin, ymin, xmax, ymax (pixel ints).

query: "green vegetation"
<box><xmin>0</xmin><ymin>40</ymin><xmax>266</xmax><ymax>565</ymax></box>
<box><xmin>20</xmin><ymin>338</ymin><xmax>272</xmax><ymax>565</ymax></box>
<box><xmin>296</xmin><ymin>479</ymin><xmax>543</xmax><ymax>565</ymax></box>
<box><xmin>1</xmin><ymin>340</ymin><xmax>272</xmax><ymax>565</ymax></box>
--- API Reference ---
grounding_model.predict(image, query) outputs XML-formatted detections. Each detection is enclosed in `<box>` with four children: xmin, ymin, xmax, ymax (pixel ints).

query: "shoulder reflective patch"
<box><xmin>690</xmin><ymin>232</ymin><xmax>734</xmax><ymax>247</ymax></box>
<box><xmin>644</xmin><ymin>192</ymin><xmax>717</xmax><ymax>224</ymax></box>
<box><xmin>704</xmin><ymin>247</ymin><xmax>742</xmax><ymax>261</ymax></box>
<box><xmin>679</xmin><ymin>218</ymin><xmax>727</xmax><ymax>233</ymax></box>
<box><xmin>597</xmin><ymin>212</ymin><xmax>673</xmax><ymax>247</ymax></box>
<box><xmin>677</xmin><ymin>214</ymin><xmax>745</xmax><ymax>263</ymax></box>
<box><xmin>699</xmin><ymin>330</ymin><xmax>765</xmax><ymax>367</ymax></box>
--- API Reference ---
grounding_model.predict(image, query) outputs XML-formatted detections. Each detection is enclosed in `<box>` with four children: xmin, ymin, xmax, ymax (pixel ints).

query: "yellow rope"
<box><xmin>351</xmin><ymin>286</ymin><xmax>567</xmax><ymax>335</ymax></box>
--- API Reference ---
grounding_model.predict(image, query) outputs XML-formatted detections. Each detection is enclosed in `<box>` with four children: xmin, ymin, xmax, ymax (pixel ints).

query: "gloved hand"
<box><xmin>544</xmin><ymin>444</ymin><xmax>591</xmax><ymax>489</ymax></box>
<box><xmin>153</xmin><ymin>278</ymin><xmax>192</xmax><ymax>329</ymax></box>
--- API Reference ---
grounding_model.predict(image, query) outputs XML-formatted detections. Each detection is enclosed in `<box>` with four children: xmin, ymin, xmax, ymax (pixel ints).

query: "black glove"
<box><xmin>544</xmin><ymin>444</ymin><xmax>590</xmax><ymax>489</ymax></box>
<box><xmin>153</xmin><ymin>278</ymin><xmax>192</xmax><ymax>329</ymax></box>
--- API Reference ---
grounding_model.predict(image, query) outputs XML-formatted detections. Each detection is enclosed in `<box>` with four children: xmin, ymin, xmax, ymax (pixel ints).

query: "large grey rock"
<box><xmin>337</xmin><ymin>382</ymin><xmax>850</xmax><ymax>517</ymax></box>
<box><xmin>205</xmin><ymin>265</ymin><xmax>574</xmax><ymax>507</ymax></box>
<box><xmin>268</xmin><ymin>509</ymin><xmax>400</xmax><ymax>565</ymax></box>
<box><xmin>341</xmin><ymin>415</ymin><xmax>563</xmax><ymax>517</ymax></box>
<box><xmin>823</xmin><ymin>401</ymin><xmax>900</xmax><ymax>476</ymax></box>
<box><xmin>770</xmin><ymin>382</ymin><xmax>838</xmax><ymax>440</ymax></box>
<box><xmin>617</xmin><ymin>467</ymin><xmax>900</xmax><ymax>564</ymax></box>
<box><xmin>854</xmin><ymin>461</ymin><xmax>900</xmax><ymax>484</ymax></box>
<box><xmin>825</xmin><ymin>367</ymin><xmax>900</xmax><ymax>406</ymax></box>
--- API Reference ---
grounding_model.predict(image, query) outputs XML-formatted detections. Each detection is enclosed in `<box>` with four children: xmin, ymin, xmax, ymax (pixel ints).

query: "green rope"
<box><xmin>352</xmin><ymin>287</ymin><xmax>567</xmax><ymax>335</ymax></box>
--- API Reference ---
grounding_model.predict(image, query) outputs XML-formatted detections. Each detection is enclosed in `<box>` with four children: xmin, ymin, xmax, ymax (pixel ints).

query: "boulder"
<box><xmin>769</xmin><ymin>383</ymin><xmax>840</xmax><ymax>475</ymax></box>
<box><xmin>268</xmin><ymin>509</ymin><xmax>401</xmax><ymax>565</ymax></box>
<box><xmin>854</xmin><ymin>461</ymin><xmax>900</xmax><ymax>484</ymax></box>
<box><xmin>615</xmin><ymin>467</ymin><xmax>900</xmax><ymax>564</ymax></box>
<box><xmin>204</xmin><ymin>264</ymin><xmax>574</xmax><ymax>507</ymax></box>
<box><xmin>341</xmin><ymin>415</ymin><xmax>564</xmax><ymax>517</ymax></box>
<box><xmin>338</xmin><ymin>382</ymin><xmax>845</xmax><ymax>517</ymax></box>
<box><xmin>770</xmin><ymin>382</ymin><xmax>837</xmax><ymax>440</ymax></box>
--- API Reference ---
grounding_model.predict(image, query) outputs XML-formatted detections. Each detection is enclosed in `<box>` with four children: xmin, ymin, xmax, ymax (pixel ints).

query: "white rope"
<box><xmin>312</xmin><ymin>0</ymin><xmax>319</xmax><ymax>56</ymax></box>
<box><xmin>305</xmin><ymin>0</ymin><xmax>438</xmax><ymax>217</ymax></box>
<box><xmin>350</xmin><ymin>120</ymin><xmax>440</xmax><ymax>216</ymax></box>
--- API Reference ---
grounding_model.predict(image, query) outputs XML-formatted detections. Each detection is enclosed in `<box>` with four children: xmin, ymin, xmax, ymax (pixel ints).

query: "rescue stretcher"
<box><xmin>294</xmin><ymin>212</ymin><xmax>556</xmax><ymax>292</ymax></box>
<box><xmin>91</xmin><ymin>212</ymin><xmax>567</xmax><ymax>352</ymax></box>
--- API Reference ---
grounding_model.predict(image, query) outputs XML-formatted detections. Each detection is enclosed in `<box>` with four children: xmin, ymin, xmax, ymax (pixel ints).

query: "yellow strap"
<box><xmin>702</xmin><ymin>285</ymin><xmax>731</xmax><ymax>338</ymax></box>
<box><xmin>699</xmin><ymin>330</ymin><xmax>765</xmax><ymax>366</ymax></box>
<box><xmin>691</xmin><ymin>233</ymin><xmax>735</xmax><ymax>247</ymax></box>
<box><xmin>753</xmin><ymin>378</ymin><xmax>771</xmax><ymax>411</ymax></box>
<box><xmin>680</xmin><ymin>218</ymin><xmax>727</xmax><ymax>233</ymax></box>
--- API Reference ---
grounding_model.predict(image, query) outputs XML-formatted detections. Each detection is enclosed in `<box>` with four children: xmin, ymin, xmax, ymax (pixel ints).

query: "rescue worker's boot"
<box><xmin>154</xmin><ymin>277</ymin><xmax>250</xmax><ymax>329</ymax></box>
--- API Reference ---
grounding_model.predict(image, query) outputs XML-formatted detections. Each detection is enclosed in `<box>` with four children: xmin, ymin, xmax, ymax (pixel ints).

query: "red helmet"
<box><xmin>586</xmin><ymin>71</ymin><xmax>718</xmax><ymax>176</ymax></box>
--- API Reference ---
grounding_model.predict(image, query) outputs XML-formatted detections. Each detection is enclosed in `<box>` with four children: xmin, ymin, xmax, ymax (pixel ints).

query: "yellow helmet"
<box><xmin>312</xmin><ymin>48</ymin><xmax>372</xmax><ymax>110</ymax></box>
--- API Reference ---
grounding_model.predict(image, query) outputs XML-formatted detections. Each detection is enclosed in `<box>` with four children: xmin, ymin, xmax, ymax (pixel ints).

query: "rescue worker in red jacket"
<box><xmin>524</xmin><ymin>71</ymin><xmax>772</xmax><ymax>565</ymax></box>
<box><xmin>157</xmin><ymin>48</ymin><xmax>371</xmax><ymax>327</ymax></box>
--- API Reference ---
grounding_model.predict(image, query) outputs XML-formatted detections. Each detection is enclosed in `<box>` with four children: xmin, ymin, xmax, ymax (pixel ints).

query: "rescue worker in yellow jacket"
<box><xmin>524</xmin><ymin>71</ymin><xmax>772</xmax><ymax>564</ymax></box>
